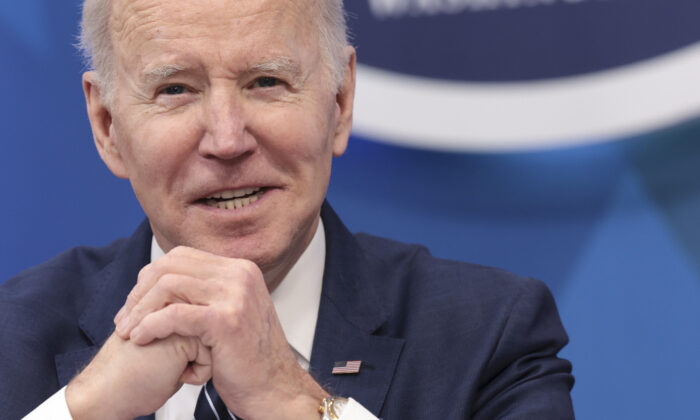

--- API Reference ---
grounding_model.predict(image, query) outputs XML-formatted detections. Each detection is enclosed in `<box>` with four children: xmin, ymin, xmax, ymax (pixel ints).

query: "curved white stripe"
<box><xmin>204</xmin><ymin>386</ymin><xmax>222</xmax><ymax>420</ymax></box>
<box><xmin>353</xmin><ymin>42</ymin><xmax>700</xmax><ymax>152</ymax></box>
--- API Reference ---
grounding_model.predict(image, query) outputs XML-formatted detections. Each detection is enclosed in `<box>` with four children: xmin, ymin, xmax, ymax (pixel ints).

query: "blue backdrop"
<box><xmin>2</xmin><ymin>1</ymin><xmax>700</xmax><ymax>419</ymax></box>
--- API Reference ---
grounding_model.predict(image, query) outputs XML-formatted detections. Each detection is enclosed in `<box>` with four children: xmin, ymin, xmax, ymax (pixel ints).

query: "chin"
<box><xmin>199</xmin><ymin>235</ymin><xmax>276</xmax><ymax>263</ymax></box>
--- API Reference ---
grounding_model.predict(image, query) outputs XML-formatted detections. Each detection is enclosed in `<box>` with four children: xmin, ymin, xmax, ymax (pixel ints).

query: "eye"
<box><xmin>254</xmin><ymin>77</ymin><xmax>280</xmax><ymax>88</ymax></box>
<box><xmin>162</xmin><ymin>85</ymin><xmax>187</xmax><ymax>95</ymax></box>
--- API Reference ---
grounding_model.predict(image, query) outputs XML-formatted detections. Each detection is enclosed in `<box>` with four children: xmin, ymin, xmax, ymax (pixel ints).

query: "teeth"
<box><xmin>222</xmin><ymin>189</ymin><xmax>253</xmax><ymax>199</ymax></box>
<box><xmin>208</xmin><ymin>187</ymin><xmax>260</xmax><ymax>200</ymax></box>
<box><xmin>207</xmin><ymin>188</ymin><xmax>264</xmax><ymax>210</ymax></box>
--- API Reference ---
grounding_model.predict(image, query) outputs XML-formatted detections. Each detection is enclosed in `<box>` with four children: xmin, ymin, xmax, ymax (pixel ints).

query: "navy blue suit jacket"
<box><xmin>0</xmin><ymin>203</ymin><xmax>574</xmax><ymax>419</ymax></box>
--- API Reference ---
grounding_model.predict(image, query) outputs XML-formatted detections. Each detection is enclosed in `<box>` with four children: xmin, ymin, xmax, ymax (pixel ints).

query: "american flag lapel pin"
<box><xmin>332</xmin><ymin>360</ymin><xmax>362</xmax><ymax>375</ymax></box>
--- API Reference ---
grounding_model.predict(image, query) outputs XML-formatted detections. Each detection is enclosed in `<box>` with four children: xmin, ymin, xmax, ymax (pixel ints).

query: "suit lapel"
<box><xmin>54</xmin><ymin>220</ymin><xmax>152</xmax><ymax>387</ymax></box>
<box><xmin>310</xmin><ymin>300</ymin><xmax>404</xmax><ymax>415</ymax></box>
<box><xmin>310</xmin><ymin>203</ymin><xmax>404</xmax><ymax>415</ymax></box>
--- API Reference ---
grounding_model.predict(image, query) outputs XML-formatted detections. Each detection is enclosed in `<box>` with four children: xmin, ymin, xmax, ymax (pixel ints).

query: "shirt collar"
<box><xmin>150</xmin><ymin>219</ymin><xmax>325</xmax><ymax>365</ymax></box>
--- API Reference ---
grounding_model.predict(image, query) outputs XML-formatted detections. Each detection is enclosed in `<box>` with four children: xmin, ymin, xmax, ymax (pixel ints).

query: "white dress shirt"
<box><xmin>25</xmin><ymin>219</ymin><xmax>376</xmax><ymax>419</ymax></box>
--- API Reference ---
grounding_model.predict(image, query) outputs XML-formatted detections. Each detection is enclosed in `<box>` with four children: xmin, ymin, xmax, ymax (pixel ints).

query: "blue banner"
<box><xmin>349</xmin><ymin>0</ymin><xmax>700</xmax><ymax>150</ymax></box>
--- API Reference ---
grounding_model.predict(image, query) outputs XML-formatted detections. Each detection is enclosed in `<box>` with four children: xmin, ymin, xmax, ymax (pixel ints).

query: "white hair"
<box><xmin>77</xmin><ymin>0</ymin><xmax>116</xmax><ymax>105</ymax></box>
<box><xmin>77</xmin><ymin>0</ymin><xmax>350</xmax><ymax>106</ymax></box>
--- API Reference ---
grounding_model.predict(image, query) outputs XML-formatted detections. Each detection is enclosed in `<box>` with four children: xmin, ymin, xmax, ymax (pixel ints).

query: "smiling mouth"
<box><xmin>200</xmin><ymin>187</ymin><xmax>266</xmax><ymax>210</ymax></box>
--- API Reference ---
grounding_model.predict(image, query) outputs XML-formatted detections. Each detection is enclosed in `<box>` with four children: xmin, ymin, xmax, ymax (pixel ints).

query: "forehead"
<box><xmin>110</xmin><ymin>0</ymin><xmax>320</xmax><ymax>67</ymax></box>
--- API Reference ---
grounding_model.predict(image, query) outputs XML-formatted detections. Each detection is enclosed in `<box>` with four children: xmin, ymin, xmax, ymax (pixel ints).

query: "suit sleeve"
<box><xmin>0</xmin><ymin>297</ymin><xmax>68</xmax><ymax>419</ymax></box>
<box><xmin>22</xmin><ymin>387</ymin><xmax>73</xmax><ymax>420</ymax></box>
<box><xmin>472</xmin><ymin>278</ymin><xmax>575</xmax><ymax>419</ymax></box>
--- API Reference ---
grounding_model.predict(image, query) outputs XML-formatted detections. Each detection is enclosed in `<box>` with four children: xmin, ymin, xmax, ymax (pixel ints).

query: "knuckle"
<box><xmin>241</xmin><ymin>259</ymin><xmax>262</xmax><ymax>276</ymax></box>
<box><xmin>137</xmin><ymin>264</ymin><xmax>151</xmax><ymax>281</ymax></box>
<box><xmin>204</xmin><ymin>306</ymin><xmax>219</xmax><ymax>323</ymax></box>
<box><xmin>125</xmin><ymin>288</ymin><xmax>139</xmax><ymax>304</ymax></box>
<box><xmin>169</xmin><ymin>303</ymin><xmax>186</xmax><ymax>318</ymax></box>
<box><xmin>141</xmin><ymin>260</ymin><xmax>165</xmax><ymax>282</ymax></box>
<box><xmin>158</xmin><ymin>273</ymin><xmax>180</xmax><ymax>291</ymax></box>
<box><xmin>225</xmin><ymin>306</ymin><xmax>245</xmax><ymax>328</ymax></box>
<box><xmin>236</xmin><ymin>273</ymin><xmax>254</xmax><ymax>289</ymax></box>
<box><xmin>206</xmin><ymin>306</ymin><xmax>234</xmax><ymax>329</ymax></box>
<box><xmin>170</xmin><ymin>246</ymin><xmax>190</xmax><ymax>257</ymax></box>
<box><xmin>236</xmin><ymin>260</ymin><xmax>263</xmax><ymax>285</ymax></box>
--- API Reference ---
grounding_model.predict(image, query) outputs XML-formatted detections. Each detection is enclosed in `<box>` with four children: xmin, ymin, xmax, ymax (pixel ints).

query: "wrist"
<box><xmin>65</xmin><ymin>381</ymin><xmax>106</xmax><ymax>420</ymax></box>
<box><xmin>286</xmin><ymin>391</ymin><xmax>330</xmax><ymax>419</ymax></box>
<box><xmin>66</xmin><ymin>373</ymin><xmax>131</xmax><ymax>420</ymax></box>
<box><xmin>248</xmin><ymin>375</ymin><xmax>329</xmax><ymax>420</ymax></box>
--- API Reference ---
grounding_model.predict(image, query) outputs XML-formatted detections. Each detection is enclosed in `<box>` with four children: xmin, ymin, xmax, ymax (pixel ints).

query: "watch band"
<box><xmin>318</xmin><ymin>396</ymin><xmax>348</xmax><ymax>419</ymax></box>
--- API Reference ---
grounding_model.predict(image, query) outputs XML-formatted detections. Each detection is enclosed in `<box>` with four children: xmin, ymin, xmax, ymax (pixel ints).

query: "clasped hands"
<box><xmin>65</xmin><ymin>247</ymin><xmax>327</xmax><ymax>420</ymax></box>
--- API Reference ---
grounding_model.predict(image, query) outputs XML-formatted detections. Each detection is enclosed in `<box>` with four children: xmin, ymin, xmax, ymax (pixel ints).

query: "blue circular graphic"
<box><xmin>347</xmin><ymin>0</ymin><xmax>700</xmax><ymax>81</ymax></box>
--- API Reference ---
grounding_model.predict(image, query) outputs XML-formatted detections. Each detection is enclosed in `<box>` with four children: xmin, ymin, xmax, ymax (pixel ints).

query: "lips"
<box><xmin>200</xmin><ymin>187</ymin><xmax>266</xmax><ymax>210</ymax></box>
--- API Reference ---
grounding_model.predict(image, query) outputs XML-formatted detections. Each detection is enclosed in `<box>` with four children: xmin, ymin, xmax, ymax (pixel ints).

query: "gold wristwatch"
<box><xmin>318</xmin><ymin>396</ymin><xmax>349</xmax><ymax>419</ymax></box>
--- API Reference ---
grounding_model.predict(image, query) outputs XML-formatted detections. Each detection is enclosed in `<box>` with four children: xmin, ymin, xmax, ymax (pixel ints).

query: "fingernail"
<box><xmin>116</xmin><ymin>316</ymin><xmax>130</xmax><ymax>335</ymax></box>
<box><xmin>114</xmin><ymin>307</ymin><xmax>125</xmax><ymax>324</ymax></box>
<box><xmin>131</xmin><ymin>327</ymin><xmax>142</xmax><ymax>343</ymax></box>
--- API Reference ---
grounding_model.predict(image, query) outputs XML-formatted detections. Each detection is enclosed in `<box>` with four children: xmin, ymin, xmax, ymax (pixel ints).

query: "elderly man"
<box><xmin>0</xmin><ymin>0</ymin><xmax>574</xmax><ymax>419</ymax></box>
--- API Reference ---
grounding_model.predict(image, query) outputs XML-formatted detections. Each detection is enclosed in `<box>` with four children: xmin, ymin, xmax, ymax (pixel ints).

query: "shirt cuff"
<box><xmin>337</xmin><ymin>398</ymin><xmax>378</xmax><ymax>420</ymax></box>
<box><xmin>22</xmin><ymin>386</ymin><xmax>73</xmax><ymax>420</ymax></box>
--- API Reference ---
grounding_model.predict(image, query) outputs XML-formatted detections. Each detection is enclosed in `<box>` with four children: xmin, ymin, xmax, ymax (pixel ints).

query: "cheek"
<box><xmin>283</xmin><ymin>123</ymin><xmax>335</xmax><ymax>196</ymax></box>
<box><xmin>113</xmin><ymin>114</ymin><xmax>201</xmax><ymax>186</ymax></box>
<box><xmin>273</xmin><ymin>121</ymin><xmax>334</xmax><ymax>178</ymax></box>
<box><xmin>265</xmin><ymin>100</ymin><xmax>337</xmax><ymax>161</ymax></box>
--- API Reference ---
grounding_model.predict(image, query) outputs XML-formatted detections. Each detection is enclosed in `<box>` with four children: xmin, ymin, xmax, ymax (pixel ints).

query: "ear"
<box><xmin>83</xmin><ymin>72</ymin><xmax>129</xmax><ymax>179</ymax></box>
<box><xmin>331</xmin><ymin>46</ymin><xmax>356</xmax><ymax>157</ymax></box>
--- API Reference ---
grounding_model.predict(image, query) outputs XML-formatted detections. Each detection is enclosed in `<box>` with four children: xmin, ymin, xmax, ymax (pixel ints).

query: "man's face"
<box><xmin>86</xmin><ymin>0</ymin><xmax>354</xmax><ymax>286</ymax></box>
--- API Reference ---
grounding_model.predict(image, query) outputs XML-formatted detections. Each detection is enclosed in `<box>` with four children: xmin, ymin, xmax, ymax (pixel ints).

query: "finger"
<box><xmin>180</xmin><ymin>363</ymin><xmax>212</xmax><ymax>385</ymax></box>
<box><xmin>117</xmin><ymin>254</ymin><xmax>269</xmax><ymax>339</ymax></box>
<box><xmin>130</xmin><ymin>303</ymin><xmax>211</xmax><ymax>345</ymax></box>
<box><xmin>117</xmin><ymin>273</ymin><xmax>208</xmax><ymax>337</ymax></box>
<box><xmin>179</xmin><ymin>337</ymin><xmax>213</xmax><ymax>385</ymax></box>
<box><xmin>114</xmin><ymin>248</ymin><xmax>217</xmax><ymax>326</ymax></box>
<box><xmin>156</xmin><ymin>247</ymin><xmax>263</xmax><ymax>288</ymax></box>
<box><xmin>114</xmin><ymin>263</ymin><xmax>159</xmax><ymax>327</ymax></box>
<box><xmin>116</xmin><ymin>273</ymin><xmax>222</xmax><ymax>338</ymax></box>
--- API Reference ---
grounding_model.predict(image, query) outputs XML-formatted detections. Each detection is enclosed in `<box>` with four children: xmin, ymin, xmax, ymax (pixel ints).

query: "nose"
<box><xmin>198</xmin><ymin>91</ymin><xmax>257</xmax><ymax>160</ymax></box>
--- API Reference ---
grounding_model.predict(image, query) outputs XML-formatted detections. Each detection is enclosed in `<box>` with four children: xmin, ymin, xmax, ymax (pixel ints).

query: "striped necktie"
<box><xmin>193</xmin><ymin>380</ymin><xmax>242</xmax><ymax>420</ymax></box>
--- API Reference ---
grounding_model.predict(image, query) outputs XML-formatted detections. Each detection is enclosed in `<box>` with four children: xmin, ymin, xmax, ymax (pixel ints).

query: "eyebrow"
<box><xmin>249</xmin><ymin>57</ymin><xmax>303</xmax><ymax>84</ymax></box>
<box><xmin>141</xmin><ymin>64</ymin><xmax>188</xmax><ymax>84</ymax></box>
<box><xmin>139</xmin><ymin>57</ymin><xmax>304</xmax><ymax>86</ymax></box>
<box><xmin>250</xmin><ymin>57</ymin><xmax>299</xmax><ymax>73</ymax></box>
